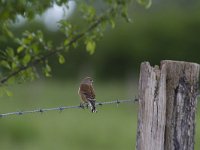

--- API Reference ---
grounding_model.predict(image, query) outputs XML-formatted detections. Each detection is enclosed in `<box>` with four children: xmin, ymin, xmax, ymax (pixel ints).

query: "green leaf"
<box><xmin>64</xmin><ymin>39</ymin><xmax>70</xmax><ymax>46</ymax></box>
<box><xmin>46</xmin><ymin>64</ymin><xmax>51</xmax><ymax>72</ymax></box>
<box><xmin>0</xmin><ymin>87</ymin><xmax>13</xmax><ymax>97</ymax></box>
<box><xmin>32</xmin><ymin>44</ymin><xmax>39</xmax><ymax>54</ymax></box>
<box><xmin>6</xmin><ymin>47</ymin><xmax>14</xmax><ymax>57</ymax></box>
<box><xmin>137</xmin><ymin>0</ymin><xmax>152</xmax><ymax>8</ymax></box>
<box><xmin>6</xmin><ymin>90</ymin><xmax>13</xmax><ymax>97</ymax></box>
<box><xmin>80</xmin><ymin>4</ymin><xmax>96</xmax><ymax>21</ymax></box>
<box><xmin>12</xmin><ymin>62</ymin><xmax>18</xmax><ymax>69</ymax></box>
<box><xmin>37</xmin><ymin>30</ymin><xmax>43</xmax><ymax>42</ymax></box>
<box><xmin>86</xmin><ymin>40</ymin><xmax>96</xmax><ymax>55</ymax></box>
<box><xmin>44</xmin><ymin>64</ymin><xmax>51</xmax><ymax>77</ymax></box>
<box><xmin>0</xmin><ymin>60</ymin><xmax>11</xmax><ymax>69</ymax></box>
<box><xmin>121</xmin><ymin>6</ymin><xmax>132</xmax><ymax>23</ymax></box>
<box><xmin>7</xmin><ymin>76</ymin><xmax>15</xmax><ymax>84</ymax></box>
<box><xmin>72</xmin><ymin>42</ymin><xmax>78</xmax><ymax>48</ymax></box>
<box><xmin>47</xmin><ymin>41</ymin><xmax>52</xmax><ymax>49</ymax></box>
<box><xmin>5</xmin><ymin>88</ymin><xmax>13</xmax><ymax>97</ymax></box>
<box><xmin>110</xmin><ymin>19</ymin><xmax>115</xmax><ymax>29</ymax></box>
<box><xmin>87</xmin><ymin>6</ymin><xmax>96</xmax><ymax>21</ymax></box>
<box><xmin>6</xmin><ymin>29</ymin><xmax>14</xmax><ymax>38</ymax></box>
<box><xmin>17</xmin><ymin>46</ymin><xmax>25</xmax><ymax>53</ymax></box>
<box><xmin>22</xmin><ymin>54</ymin><xmax>31</xmax><ymax>65</ymax></box>
<box><xmin>2</xmin><ymin>23</ymin><xmax>14</xmax><ymax>38</ymax></box>
<box><xmin>58</xmin><ymin>54</ymin><xmax>65</xmax><ymax>64</ymax></box>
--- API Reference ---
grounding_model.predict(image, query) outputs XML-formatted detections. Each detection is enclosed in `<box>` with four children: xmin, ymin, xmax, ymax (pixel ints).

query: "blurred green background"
<box><xmin>0</xmin><ymin>81</ymin><xmax>199</xmax><ymax>150</ymax></box>
<box><xmin>0</xmin><ymin>81</ymin><xmax>138</xmax><ymax>150</ymax></box>
<box><xmin>8</xmin><ymin>0</ymin><xmax>200</xmax><ymax>80</ymax></box>
<box><xmin>1</xmin><ymin>0</ymin><xmax>200</xmax><ymax>149</ymax></box>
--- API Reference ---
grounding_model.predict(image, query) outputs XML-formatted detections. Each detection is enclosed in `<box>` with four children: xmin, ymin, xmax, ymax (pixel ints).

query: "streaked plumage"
<box><xmin>78</xmin><ymin>77</ymin><xmax>97</xmax><ymax>113</ymax></box>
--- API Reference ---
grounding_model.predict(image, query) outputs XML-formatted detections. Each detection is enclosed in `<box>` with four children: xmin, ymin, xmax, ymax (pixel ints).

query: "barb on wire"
<box><xmin>0</xmin><ymin>99</ymin><xmax>138</xmax><ymax>118</ymax></box>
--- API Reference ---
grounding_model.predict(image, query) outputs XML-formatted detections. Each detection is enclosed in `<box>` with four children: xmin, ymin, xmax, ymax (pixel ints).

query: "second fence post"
<box><xmin>136</xmin><ymin>60</ymin><xmax>199</xmax><ymax>150</ymax></box>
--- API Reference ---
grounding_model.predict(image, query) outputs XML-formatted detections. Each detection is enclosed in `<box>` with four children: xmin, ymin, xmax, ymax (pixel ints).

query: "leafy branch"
<box><xmin>0</xmin><ymin>6</ymin><xmax>116</xmax><ymax>85</ymax></box>
<box><xmin>0</xmin><ymin>0</ymin><xmax>152</xmax><ymax>90</ymax></box>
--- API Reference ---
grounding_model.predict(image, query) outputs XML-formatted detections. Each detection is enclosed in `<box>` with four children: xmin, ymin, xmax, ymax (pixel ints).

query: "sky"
<box><xmin>14</xmin><ymin>1</ymin><xmax>76</xmax><ymax>31</ymax></box>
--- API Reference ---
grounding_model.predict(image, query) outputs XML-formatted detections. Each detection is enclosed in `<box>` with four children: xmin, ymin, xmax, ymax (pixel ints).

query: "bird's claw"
<box><xmin>79</xmin><ymin>103</ymin><xmax>85</xmax><ymax>109</ymax></box>
<box><xmin>86</xmin><ymin>103</ymin><xmax>89</xmax><ymax>109</ymax></box>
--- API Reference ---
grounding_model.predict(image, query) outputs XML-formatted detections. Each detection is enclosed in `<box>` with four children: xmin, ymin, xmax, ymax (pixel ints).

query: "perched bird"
<box><xmin>78</xmin><ymin>77</ymin><xmax>97</xmax><ymax>113</ymax></box>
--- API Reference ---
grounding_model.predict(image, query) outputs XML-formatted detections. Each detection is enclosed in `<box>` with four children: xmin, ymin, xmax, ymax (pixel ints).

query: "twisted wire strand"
<box><xmin>0</xmin><ymin>99</ymin><xmax>138</xmax><ymax>118</ymax></box>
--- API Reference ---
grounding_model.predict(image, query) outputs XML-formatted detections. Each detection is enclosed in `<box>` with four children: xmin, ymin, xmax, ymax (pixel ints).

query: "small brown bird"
<box><xmin>78</xmin><ymin>77</ymin><xmax>97</xmax><ymax>113</ymax></box>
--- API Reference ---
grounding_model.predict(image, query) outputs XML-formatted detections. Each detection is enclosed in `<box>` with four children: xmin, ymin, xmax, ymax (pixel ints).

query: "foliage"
<box><xmin>136</xmin><ymin>0</ymin><xmax>151</xmax><ymax>8</ymax></box>
<box><xmin>41</xmin><ymin>4</ymin><xmax>199</xmax><ymax>80</ymax></box>
<box><xmin>0</xmin><ymin>0</ymin><xmax>150</xmax><ymax>92</ymax></box>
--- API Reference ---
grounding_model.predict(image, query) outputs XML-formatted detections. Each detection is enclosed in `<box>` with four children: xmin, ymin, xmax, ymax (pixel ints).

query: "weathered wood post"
<box><xmin>136</xmin><ymin>60</ymin><xmax>199</xmax><ymax>150</ymax></box>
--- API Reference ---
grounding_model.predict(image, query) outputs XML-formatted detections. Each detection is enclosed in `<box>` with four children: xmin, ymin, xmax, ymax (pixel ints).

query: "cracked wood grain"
<box><xmin>162</xmin><ymin>60</ymin><xmax>199</xmax><ymax>150</ymax></box>
<box><xmin>136</xmin><ymin>60</ymin><xmax>199</xmax><ymax>150</ymax></box>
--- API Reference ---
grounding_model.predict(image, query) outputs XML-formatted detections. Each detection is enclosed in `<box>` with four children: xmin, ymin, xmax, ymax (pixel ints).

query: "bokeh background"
<box><xmin>0</xmin><ymin>0</ymin><xmax>200</xmax><ymax>149</ymax></box>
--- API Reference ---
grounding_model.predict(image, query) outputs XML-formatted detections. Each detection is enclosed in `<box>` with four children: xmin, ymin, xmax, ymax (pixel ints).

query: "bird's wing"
<box><xmin>89</xmin><ymin>85</ymin><xmax>95</xmax><ymax>100</ymax></box>
<box><xmin>79</xmin><ymin>84</ymin><xmax>95</xmax><ymax>100</ymax></box>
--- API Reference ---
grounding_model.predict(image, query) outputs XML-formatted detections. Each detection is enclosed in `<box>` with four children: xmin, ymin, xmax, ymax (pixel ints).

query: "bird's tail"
<box><xmin>88</xmin><ymin>99</ymin><xmax>97</xmax><ymax>113</ymax></box>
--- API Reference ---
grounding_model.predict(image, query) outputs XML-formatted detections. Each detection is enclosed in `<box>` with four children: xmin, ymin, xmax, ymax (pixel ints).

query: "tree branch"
<box><xmin>0</xmin><ymin>9</ymin><xmax>109</xmax><ymax>85</ymax></box>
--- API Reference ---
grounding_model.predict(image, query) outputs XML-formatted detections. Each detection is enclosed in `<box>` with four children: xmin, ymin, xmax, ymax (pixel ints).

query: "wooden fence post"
<box><xmin>136</xmin><ymin>60</ymin><xmax>199</xmax><ymax>150</ymax></box>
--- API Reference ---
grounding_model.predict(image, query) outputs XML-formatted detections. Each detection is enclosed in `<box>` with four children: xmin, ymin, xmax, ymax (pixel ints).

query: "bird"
<box><xmin>78</xmin><ymin>77</ymin><xmax>97</xmax><ymax>113</ymax></box>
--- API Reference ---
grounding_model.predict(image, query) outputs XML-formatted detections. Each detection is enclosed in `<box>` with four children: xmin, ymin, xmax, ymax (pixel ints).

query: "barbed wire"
<box><xmin>0</xmin><ymin>99</ymin><xmax>138</xmax><ymax>118</ymax></box>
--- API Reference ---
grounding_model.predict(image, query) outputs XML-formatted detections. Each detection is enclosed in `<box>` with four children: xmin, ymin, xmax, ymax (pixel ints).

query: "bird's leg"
<box><xmin>79</xmin><ymin>103</ymin><xmax>85</xmax><ymax>109</ymax></box>
<box><xmin>86</xmin><ymin>103</ymin><xmax>89</xmax><ymax>109</ymax></box>
<box><xmin>88</xmin><ymin>99</ymin><xmax>97</xmax><ymax>113</ymax></box>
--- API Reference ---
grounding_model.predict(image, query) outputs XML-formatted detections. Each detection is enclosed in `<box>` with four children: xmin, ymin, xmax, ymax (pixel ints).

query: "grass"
<box><xmin>0</xmin><ymin>80</ymin><xmax>138</xmax><ymax>150</ymax></box>
<box><xmin>0</xmin><ymin>80</ymin><xmax>199</xmax><ymax>150</ymax></box>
